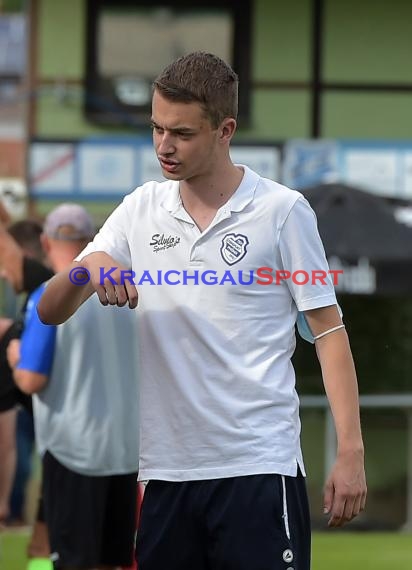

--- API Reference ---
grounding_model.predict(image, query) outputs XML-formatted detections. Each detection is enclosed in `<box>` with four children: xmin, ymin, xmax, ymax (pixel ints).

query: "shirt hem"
<box><xmin>42</xmin><ymin>449</ymin><xmax>139</xmax><ymax>477</ymax></box>
<box><xmin>138</xmin><ymin>459</ymin><xmax>306</xmax><ymax>482</ymax></box>
<box><xmin>296</xmin><ymin>294</ymin><xmax>337</xmax><ymax>312</ymax></box>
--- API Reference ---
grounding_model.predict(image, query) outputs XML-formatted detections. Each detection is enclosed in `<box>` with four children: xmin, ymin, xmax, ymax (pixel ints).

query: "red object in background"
<box><xmin>122</xmin><ymin>482</ymin><xmax>145</xmax><ymax>570</ymax></box>
<box><xmin>0</xmin><ymin>140</ymin><xmax>25</xmax><ymax>177</ymax></box>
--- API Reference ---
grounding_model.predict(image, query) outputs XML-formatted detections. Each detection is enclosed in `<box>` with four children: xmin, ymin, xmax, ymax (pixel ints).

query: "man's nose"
<box><xmin>157</xmin><ymin>132</ymin><xmax>175</xmax><ymax>154</ymax></box>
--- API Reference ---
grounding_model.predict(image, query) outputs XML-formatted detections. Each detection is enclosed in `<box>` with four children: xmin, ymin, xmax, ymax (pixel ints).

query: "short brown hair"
<box><xmin>8</xmin><ymin>219</ymin><xmax>44</xmax><ymax>261</ymax></box>
<box><xmin>153</xmin><ymin>51</ymin><xmax>238</xmax><ymax>129</ymax></box>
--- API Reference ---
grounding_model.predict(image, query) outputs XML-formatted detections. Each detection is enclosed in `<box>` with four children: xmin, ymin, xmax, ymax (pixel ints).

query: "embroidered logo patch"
<box><xmin>150</xmin><ymin>233</ymin><xmax>181</xmax><ymax>253</ymax></box>
<box><xmin>220</xmin><ymin>233</ymin><xmax>249</xmax><ymax>265</ymax></box>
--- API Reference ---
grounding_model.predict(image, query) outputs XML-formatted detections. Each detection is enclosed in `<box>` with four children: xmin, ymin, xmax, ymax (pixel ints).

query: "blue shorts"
<box><xmin>136</xmin><ymin>471</ymin><xmax>311</xmax><ymax>570</ymax></box>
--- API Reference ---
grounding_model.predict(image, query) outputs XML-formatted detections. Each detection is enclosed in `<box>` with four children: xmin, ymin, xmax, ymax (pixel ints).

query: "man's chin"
<box><xmin>161</xmin><ymin>169</ymin><xmax>183</xmax><ymax>181</ymax></box>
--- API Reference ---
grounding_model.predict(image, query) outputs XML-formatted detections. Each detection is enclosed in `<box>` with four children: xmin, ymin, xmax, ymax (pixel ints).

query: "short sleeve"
<box><xmin>75</xmin><ymin>196</ymin><xmax>133</xmax><ymax>268</ymax></box>
<box><xmin>18</xmin><ymin>285</ymin><xmax>57</xmax><ymax>375</ymax></box>
<box><xmin>279</xmin><ymin>196</ymin><xmax>338</xmax><ymax>312</ymax></box>
<box><xmin>296</xmin><ymin>305</ymin><xmax>344</xmax><ymax>344</ymax></box>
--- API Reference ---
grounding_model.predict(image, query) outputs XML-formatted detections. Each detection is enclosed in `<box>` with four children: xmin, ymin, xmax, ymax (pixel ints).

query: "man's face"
<box><xmin>151</xmin><ymin>90</ymin><xmax>221</xmax><ymax>183</ymax></box>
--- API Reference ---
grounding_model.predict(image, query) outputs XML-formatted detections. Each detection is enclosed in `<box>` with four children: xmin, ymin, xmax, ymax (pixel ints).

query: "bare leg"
<box><xmin>27</xmin><ymin>519</ymin><xmax>50</xmax><ymax>558</ymax></box>
<box><xmin>0</xmin><ymin>408</ymin><xmax>17</xmax><ymax>524</ymax></box>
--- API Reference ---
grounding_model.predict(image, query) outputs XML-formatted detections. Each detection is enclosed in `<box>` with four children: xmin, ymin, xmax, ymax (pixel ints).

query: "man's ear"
<box><xmin>219</xmin><ymin>117</ymin><xmax>237</xmax><ymax>143</ymax></box>
<box><xmin>40</xmin><ymin>233</ymin><xmax>50</xmax><ymax>254</ymax></box>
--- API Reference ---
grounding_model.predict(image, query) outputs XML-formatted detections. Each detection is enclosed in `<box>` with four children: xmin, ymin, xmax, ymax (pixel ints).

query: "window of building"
<box><xmin>85</xmin><ymin>0</ymin><xmax>251</xmax><ymax>128</ymax></box>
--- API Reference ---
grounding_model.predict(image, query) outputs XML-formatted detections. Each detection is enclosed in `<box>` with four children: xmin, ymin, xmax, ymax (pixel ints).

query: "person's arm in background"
<box><xmin>7</xmin><ymin>340</ymin><xmax>48</xmax><ymax>395</ymax></box>
<box><xmin>0</xmin><ymin>197</ymin><xmax>22</xmax><ymax>285</ymax></box>
<box><xmin>7</xmin><ymin>286</ymin><xmax>56</xmax><ymax>394</ymax></box>
<box><xmin>0</xmin><ymin>200</ymin><xmax>11</xmax><ymax>225</ymax></box>
<box><xmin>0</xmin><ymin>212</ymin><xmax>25</xmax><ymax>292</ymax></box>
<box><xmin>0</xmin><ymin>408</ymin><xmax>16</xmax><ymax>525</ymax></box>
<box><xmin>304</xmin><ymin>305</ymin><xmax>367</xmax><ymax>528</ymax></box>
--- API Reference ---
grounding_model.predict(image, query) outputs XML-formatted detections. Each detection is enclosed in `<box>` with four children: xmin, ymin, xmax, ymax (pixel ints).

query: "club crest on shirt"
<box><xmin>220</xmin><ymin>233</ymin><xmax>249</xmax><ymax>265</ymax></box>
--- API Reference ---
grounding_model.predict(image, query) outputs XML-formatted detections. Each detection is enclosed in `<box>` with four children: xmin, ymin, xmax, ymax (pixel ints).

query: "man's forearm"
<box><xmin>37</xmin><ymin>262</ymin><xmax>94</xmax><ymax>324</ymax></box>
<box><xmin>316</xmin><ymin>331</ymin><xmax>364</xmax><ymax>453</ymax></box>
<box><xmin>13</xmin><ymin>369</ymin><xmax>48</xmax><ymax>394</ymax></box>
<box><xmin>316</xmin><ymin>330</ymin><xmax>367</xmax><ymax>526</ymax></box>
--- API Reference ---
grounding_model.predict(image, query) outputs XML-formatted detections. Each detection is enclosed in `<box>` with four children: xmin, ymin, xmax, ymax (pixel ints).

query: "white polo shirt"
<box><xmin>78</xmin><ymin>165</ymin><xmax>337</xmax><ymax>481</ymax></box>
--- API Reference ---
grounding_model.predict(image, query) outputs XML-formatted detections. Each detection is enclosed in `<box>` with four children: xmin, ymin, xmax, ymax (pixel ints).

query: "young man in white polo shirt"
<box><xmin>38</xmin><ymin>52</ymin><xmax>367</xmax><ymax>570</ymax></box>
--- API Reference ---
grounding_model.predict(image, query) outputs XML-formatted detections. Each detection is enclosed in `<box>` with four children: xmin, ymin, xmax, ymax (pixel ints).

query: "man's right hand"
<box><xmin>82</xmin><ymin>251</ymin><xmax>138</xmax><ymax>309</ymax></box>
<box><xmin>38</xmin><ymin>251</ymin><xmax>138</xmax><ymax>325</ymax></box>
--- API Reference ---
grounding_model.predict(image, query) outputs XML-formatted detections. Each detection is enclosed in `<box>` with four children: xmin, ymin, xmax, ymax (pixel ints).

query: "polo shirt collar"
<box><xmin>227</xmin><ymin>165</ymin><xmax>259</xmax><ymax>212</ymax></box>
<box><xmin>161</xmin><ymin>164</ymin><xmax>260</xmax><ymax>217</ymax></box>
<box><xmin>161</xmin><ymin>181</ymin><xmax>182</xmax><ymax>215</ymax></box>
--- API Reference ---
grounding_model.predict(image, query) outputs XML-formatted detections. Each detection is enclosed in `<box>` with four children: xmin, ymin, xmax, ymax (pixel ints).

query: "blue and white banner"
<box><xmin>29</xmin><ymin>138</ymin><xmax>412</xmax><ymax>200</ymax></box>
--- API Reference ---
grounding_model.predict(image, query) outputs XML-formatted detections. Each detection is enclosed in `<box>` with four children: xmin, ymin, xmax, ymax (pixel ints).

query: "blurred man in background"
<box><xmin>0</xmin><ymin>206</ymin><xmax>53</xmax><ymax>569</ymax></box>
<box><xmin>8</xmin><ymin>203</ymin><xmax>140</xmax><ymax>570</ymax></box>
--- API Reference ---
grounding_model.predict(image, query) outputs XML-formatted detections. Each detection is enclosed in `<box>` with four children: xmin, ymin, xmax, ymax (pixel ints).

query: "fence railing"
<box><xmin>301</xmin><ymin>393</ymin><xmax>412</xmax><ymax>531</ymax></box>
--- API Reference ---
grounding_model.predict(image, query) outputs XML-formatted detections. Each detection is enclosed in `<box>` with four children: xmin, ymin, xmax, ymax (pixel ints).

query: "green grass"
<box><xmin>0</xmin><ymin>530</ymin><xmax>29</xmax><ymax>569</ymax></box>
<box><xmin>1</xmin><ymin>530</ymin><xmax>411</xmax><ymax>569</ymax></box>
<box><xmin>312</xmin><ymin>532</ymin><xmax>412</xmax><ymax>569</ymax></box>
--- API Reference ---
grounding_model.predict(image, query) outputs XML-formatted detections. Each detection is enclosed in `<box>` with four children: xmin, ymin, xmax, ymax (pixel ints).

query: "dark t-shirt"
<box><xmin>0</xmin><ymin>257</ymin><xmax>54</xmax><ymax>413</ymax></box>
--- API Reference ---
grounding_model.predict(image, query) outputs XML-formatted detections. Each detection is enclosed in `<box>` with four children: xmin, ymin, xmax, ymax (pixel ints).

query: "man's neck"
<box><xmin>178</xmin><ymin>165</ymin><xmax>243</xmax><ymax>232</ymax></box>
<box><xmin>180</xmin><ymin>164</ymin><xmax>243</xmax><ymax>208</ymax></box>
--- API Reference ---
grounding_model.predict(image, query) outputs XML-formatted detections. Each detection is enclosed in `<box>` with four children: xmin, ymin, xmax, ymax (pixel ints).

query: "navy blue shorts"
<box><xmin>136</xmin><ymin>471</ymin><xmax>311</xmax><ymax>570</ymax></box>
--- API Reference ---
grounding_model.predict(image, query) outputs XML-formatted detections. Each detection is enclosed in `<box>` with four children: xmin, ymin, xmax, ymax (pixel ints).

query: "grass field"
<box><xmin>1</xmin><ymin>531</ymin><xmax>411</xmax><ymax>569</ymax></box>
<box><xmin>0</xmin><ymin>530</ymin><xmax>29</xmax><ymax>570</ymax></box>
<box><xmin>312</xmin><ymin>532</ymin><xmax>412</xmax><ymax>569</ymax></box>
